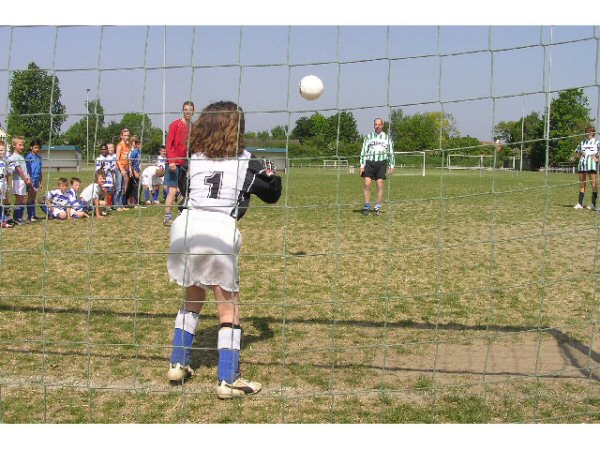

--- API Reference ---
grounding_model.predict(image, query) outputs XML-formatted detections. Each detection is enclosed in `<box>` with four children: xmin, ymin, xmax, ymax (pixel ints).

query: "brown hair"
<box><xmin>586</xmin><ymin>125</ymin><xmax>596</xmax><ymax>134</ymax></box>
<box><xmin>188</xmin><ymin>101</ymin><xmax>245</xmax><ymax>158</ymax></box>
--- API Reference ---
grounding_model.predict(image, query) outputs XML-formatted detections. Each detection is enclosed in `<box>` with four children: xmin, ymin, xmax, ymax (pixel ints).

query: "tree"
<box><xmin>270</xmin><ymin>125</ymin><xmax>288</xmax><ymax>140</ymax></box>
<box><xmin>63</xmin><ymin>99</ymin><xmax>105</xmax><ymax>149</ymax></box>
<box><xmin>120</xmin><ymin>112</ymin><xmax>164</xmax><ymax>155</ymax></box>
<box><xmin>495</xmin><ymin>112</ymin><xmax>544</xmax><ymax>168</ymax></box>
<box><xmin>547</xmin><ymin>88</ymin><xmax>592</xmax><ymax>166</ymax></box>
<box><xmin>290</xmin><ymin>116</ymin><xmax>313</xmax><ymax>143</ymax></box>
<box><xmin>290</xmin><ymin>111</ymin><xmax>360</xmax><ymax>148</ymax></box>
<box><xmin>327</xmin><ymin>111</ymin><xmax>360</xmax><ymax>143</ymax></box>
<box><xmin>7</xmin><ymin>62</ymin><xmax>66</xmax><ymax>144</ymax></box>
<box><xmin>389</xmin><ymin>109</ymin><xmax>459</xmax><ymax>152</ymax></box>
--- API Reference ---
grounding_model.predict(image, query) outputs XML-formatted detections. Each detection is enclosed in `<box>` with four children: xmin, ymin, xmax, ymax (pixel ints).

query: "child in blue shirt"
<box><xmin>25</xmin><ymin>139</ymin><xmax>43</xmax><ymax>222</ymax></box>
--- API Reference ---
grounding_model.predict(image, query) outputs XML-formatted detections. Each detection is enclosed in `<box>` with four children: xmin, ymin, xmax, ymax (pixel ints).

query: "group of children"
<box><xmin>0</xmin><ymin>132</ymin><xmax>170</xmax><ymax>228</ymax></box>
<box><xmin>94</xmin><ymin>133</ymin><xmax>168</xmax><ymax>211</ymax></box>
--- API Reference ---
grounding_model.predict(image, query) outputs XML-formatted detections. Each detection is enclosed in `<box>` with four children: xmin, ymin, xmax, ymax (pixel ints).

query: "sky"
<box><xmin>0</xmin><ymin>4</ymin><xmax>598</xmax><ymax>146</ymax></box>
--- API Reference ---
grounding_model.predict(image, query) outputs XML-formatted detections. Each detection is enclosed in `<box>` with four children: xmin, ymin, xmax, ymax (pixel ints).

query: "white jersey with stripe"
<box><xmin>360</xmin><ymin>132</ymin><xmax>395</xmax><ymax>168</ymax></box>
<box><xmin>577</xmin><ymin>137</ymin><xmax>600</xmax><ymax>172</ymax></box>
<box><xmin>156</xmin><ymin>155</ymin><xmax>167</xmax><ymax>170</ymax></box>
<box><xmin>0</xmin><ymin>159</ymin><xmax>7</xmax><ymax>181</ymax></box>
<box><xmin>186</xmin><ymin>149</ymin><xmax>282</xmax><ymax>220</ymax></box>
<box><xmin>46</xmin><ymin>189</ymin><xmax>71</xmax><ymax>208</ymax></box>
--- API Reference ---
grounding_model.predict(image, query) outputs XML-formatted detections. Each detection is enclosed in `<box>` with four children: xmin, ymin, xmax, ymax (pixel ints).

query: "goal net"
<box><xmin>0</xmin><ymin>23</ymin><xmax>599</xmax><ymax>426</ymax></box>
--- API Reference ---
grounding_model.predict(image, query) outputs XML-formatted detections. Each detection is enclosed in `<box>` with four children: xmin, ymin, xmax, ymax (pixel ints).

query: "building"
<box><xmin>41</xmin><ymin>145</ymin><xmax>82</xmax><ymax>171</ymax></box>
<box><xmin>246</xmin><ymin>147</ymin><xmax>287</xmax><ymax>173</ymax></box>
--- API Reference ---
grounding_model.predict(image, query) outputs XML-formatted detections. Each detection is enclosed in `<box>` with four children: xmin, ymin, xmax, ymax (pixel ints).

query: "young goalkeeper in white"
<box><xmin>166</xmin><ymin>100</ymin><xmax>282</xmax><ymax>399</ymax></box>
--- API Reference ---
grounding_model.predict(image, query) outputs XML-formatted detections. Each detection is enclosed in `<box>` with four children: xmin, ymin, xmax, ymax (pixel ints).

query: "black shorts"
<box><xmin>361</xmin><ymin>160</ymin><xmax>388</xmax><ymax>180</ymax></box>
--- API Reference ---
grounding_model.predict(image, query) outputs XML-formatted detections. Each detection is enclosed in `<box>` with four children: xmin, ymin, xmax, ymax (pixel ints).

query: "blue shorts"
<box><xmin>164</xmin><ymin>166</ymin><xmax>181</xmax><ymax>187</ymax></box>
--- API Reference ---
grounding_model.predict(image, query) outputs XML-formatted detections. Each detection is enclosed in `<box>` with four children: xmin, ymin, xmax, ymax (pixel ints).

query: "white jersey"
<box><xmin>8</xmin><ymin>153</ymin><xmax>27</xmax><ymax>181</ymax></box>
<box><xmin>46</xmin><ymin>188</ymin><xmax>71</xmax><ymax>208</ymax></box>
<box><xmin>67</xmin><ymin>188</ymin><xmax>82</xmax><ymax>210</ymax></box>
<box><xmin>142</xmin><ymin>165</ymin><xmax>161</xmax><ymax>188</ymax></box>
<box><xmin>80</xmin><ymin>183</ymin><xmax>103</xmax><ymax>203</ymax></box>
<box><xmin>576</xmin><ymin>137</ymin><xmax>600</xmax><ymax>172</ymax></box>
<box><xmin>96</xmin><ymin>154</ymin><xmax>115</xmax><ymax>188</ymax></box>
<box><xmin>186</xmin><ymin>150</ymin><xmax>282</xmax><ymax>220</ymax></box>
<box><xmin>0</xmin><ymin>158</ymin><xmax>7</xmax><ymax>195</ymax></box>
<box><xmin>157</xmin><ymin>155</ymin><xmax>167</xmax><ymax>170</ymax></box>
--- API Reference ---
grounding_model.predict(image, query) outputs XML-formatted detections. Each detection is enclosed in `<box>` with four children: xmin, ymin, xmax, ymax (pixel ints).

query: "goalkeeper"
<box><xmin>166</xmin><ymin>100</ymin><xmax>282</xmax><ymax>399</ymax></box>
<box><xmin>359</xmin><ymin>118</ymin><xmax>395</xmax><ymax>215</ymax></box>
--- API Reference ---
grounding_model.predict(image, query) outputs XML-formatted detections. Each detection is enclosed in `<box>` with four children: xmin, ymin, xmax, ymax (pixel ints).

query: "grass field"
<box><xmin>0</xmin><ymin>167</ymin><xmax>599</xmax><ymax>423</ymax></box>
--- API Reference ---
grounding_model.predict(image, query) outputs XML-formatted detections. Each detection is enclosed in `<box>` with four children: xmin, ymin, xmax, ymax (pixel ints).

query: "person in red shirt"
<box><xmin>164</xmin><ymin>101</ymin><xmax>195</xmax><ymax>226</ymax></box>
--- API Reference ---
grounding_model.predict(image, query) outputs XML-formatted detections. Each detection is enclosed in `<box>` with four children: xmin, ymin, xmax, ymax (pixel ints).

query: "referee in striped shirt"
<box><xmin>359</xmin><ymin>118</ymin><xmax>395</xmax><ymax>215</ymax></box>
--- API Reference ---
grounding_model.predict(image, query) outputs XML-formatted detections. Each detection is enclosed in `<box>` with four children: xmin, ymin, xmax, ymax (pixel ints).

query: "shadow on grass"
<box><xmin>0</xmin><ymin>301</ymin><xmax>598</xmax><ymax>381</ymax></box>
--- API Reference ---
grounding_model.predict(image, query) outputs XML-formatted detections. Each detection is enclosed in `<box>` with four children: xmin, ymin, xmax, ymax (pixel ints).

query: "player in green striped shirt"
<box><xmin>574</xmin><ymin>125</ymin><xmax>600</xmax><ymax>210</ymax></box>
<box><xmin>359</xmin><ymin>118</ymin><xmax>395</xmax><ymax>215</ymax></box>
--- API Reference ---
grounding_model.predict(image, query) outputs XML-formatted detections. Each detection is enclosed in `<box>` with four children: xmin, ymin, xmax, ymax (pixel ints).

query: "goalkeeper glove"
<box><xmin>262</xmin><ymin>159</ymin><xmax>277</xmax><ymax>176</ymax></box>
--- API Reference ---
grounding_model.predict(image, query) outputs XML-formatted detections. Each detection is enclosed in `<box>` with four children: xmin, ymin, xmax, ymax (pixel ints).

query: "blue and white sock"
<box><xmin>170</xmin><ymin>309</ymin><xmax>199</xmax><ymax>366</ymax></box>
<box><xmin>364</xmin><ymin>203</ymin><xmax>370</xmax><ymax>210</ymax></box>
<box><xmin>217</xmin><ymin>324</ymin><xmax>241</xmax><ymax>384</ymax></box>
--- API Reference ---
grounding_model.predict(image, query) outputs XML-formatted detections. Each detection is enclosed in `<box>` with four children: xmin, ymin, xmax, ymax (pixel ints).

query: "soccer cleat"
<box><xmin>153</xmin><ymin>200</ymin><xmax>161</xmax><ymax>205</ymax></box>
<box><xmin>574</xmin><ymin>203</ymin><xmax>584</xmax><ymax>209</ymax></box>
<box><xmin>13</xmin><ymin>220</ymin><xmax>26</xmax><ymax>226</ymax></box>
<box><xmin>216</xmin><ymin>377</ymin><xmax>262</xmax><ymax>400</ymax></box>
<box><xmin>167</xmin><ymin>363</ymin><xmax>194</xmax><ymax>383</ymax></box>
<box><xmin>163</xmin><ymin>217</ymin><xmax>173</xmax><ymax>227</ymax></box>
<box><xmin>374</xmin><ymin>204</ymin><xmax>381</xmax><ymax>215</ymax></box>
<box><xmin>1</xmin><ymin>221</ymin><xmax>13</xmax><ymax>228</ymax></box>
<box><xmin>588</xmin><ymin>205</ymin><xmax>597</xmax><ymax>211</ymax></box>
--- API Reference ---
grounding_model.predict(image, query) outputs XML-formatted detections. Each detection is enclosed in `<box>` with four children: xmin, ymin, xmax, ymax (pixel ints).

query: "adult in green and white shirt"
<box><xmin>359</xmin><ymin>118</ymin><xmax>395</xmax><ymax>214</ymax></box>
<box><xmin>574</xmin><ymin>125</ymin><xmax>600</xmax><ymax>210</ymax></box>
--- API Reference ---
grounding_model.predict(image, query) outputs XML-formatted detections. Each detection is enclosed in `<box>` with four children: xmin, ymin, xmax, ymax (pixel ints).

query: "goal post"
<box><xmin>446</xmin><ymin>154</ymin><xmax>496</xmax><ymax>172</ymax></box>
<box><xmin>392</xmin><ymin>151</ymin><xmax>426</xmax><ymax>176</ymax></box>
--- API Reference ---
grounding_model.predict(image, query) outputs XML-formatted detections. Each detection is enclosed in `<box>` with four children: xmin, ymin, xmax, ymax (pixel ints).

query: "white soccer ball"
<box><xmin>299</xmin><ymin>75</ymin><xmax>324</xmax><ymax>100</ymax></box>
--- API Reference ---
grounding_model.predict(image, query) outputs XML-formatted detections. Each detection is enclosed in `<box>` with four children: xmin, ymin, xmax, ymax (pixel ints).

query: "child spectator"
<box><xmin>66</xmin><ymin>177</ymin><xmax>89</xmax><ymax>219</ymax></box>
<box><xmin>106</xmin><ymin>143</ymin><xmax>118</xmax><ymax>207</ymax></box>
<box><xmin>141</xmin><ymin>165</ymin><xmax>165</xmax><ymax>206</ymax></box>
<box><xmin>25</xmin><ymin>139</ymin><xmax>44</xmax><ymax>223</ymax></box>
<box><xmin>115</xmin><ymin>128</ymin><xmax>131</xmax><ymax>210</ymax></box>
<box><xmin>78</xmin><ymin>170</ymin><xmax>108</xmax><ymax>219</ymax></box>
<box><xmin>155</xmin><ymin>144</ymin><xmax>167</xmax><ymax>204</ymax></box>
<box><xmin>8</xmin><ymin>136</ymin><xmax>33</xmax><ymax>226</ymax></box>
<box><xmin>42</xmin><ymin>177</ymin><xmax>73</xmax><ymax>220</ymax></box>
<box><xmin>0</xmin><ymin>141</ymin><xmax>12</xmax><ymax>228</ymax></box>
<box><xmin>95</xmin><ymin>143</ymin><xmax>114</xmax><ymax>205</ymax></box>
<box><xmin>128</xmin><ymin>136</ymin><xmax>142</xmax><ymax>206</ymax></box>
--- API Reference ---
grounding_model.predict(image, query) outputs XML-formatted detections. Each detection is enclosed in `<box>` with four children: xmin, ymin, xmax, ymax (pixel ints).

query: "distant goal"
<box><xmin>394</xmin><ymin>151</ymin><xmax>426</xmax><ymax>176</ymax></box>
<box><xmin>447</xmin><ymin>154</ymin><xmax>518</xmax><ymax>172</ymax></box>
<box><xmin>447</xmin><ymin>154</ymin><xmax>495</xmax><ymax>171</ymax></box>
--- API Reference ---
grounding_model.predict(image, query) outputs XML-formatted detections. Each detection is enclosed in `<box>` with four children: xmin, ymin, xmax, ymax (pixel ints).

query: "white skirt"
<box><xmin>168</xmin><ymin>209</ymin><xmax>242</xmax><ymax>292</ymax></box>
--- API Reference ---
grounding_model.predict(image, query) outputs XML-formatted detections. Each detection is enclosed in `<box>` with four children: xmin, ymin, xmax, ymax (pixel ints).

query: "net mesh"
<box><xmin>0</xmin><ymin>25</ymin><xmax>599</xmax><ymax>424</ymax></box>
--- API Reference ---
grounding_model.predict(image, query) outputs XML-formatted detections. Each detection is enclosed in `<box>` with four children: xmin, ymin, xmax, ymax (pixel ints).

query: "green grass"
<box><xmin>1</xmin><ymin>167</ymin><xmax>599</xmax><ymax>423</ymax></box>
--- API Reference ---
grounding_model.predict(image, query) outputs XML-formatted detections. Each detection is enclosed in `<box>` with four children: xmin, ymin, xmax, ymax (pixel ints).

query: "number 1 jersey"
<box><xmin>186</xmin><ymin>149</ymin><xmax>281</xmax><ymax>220</ymax></box>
